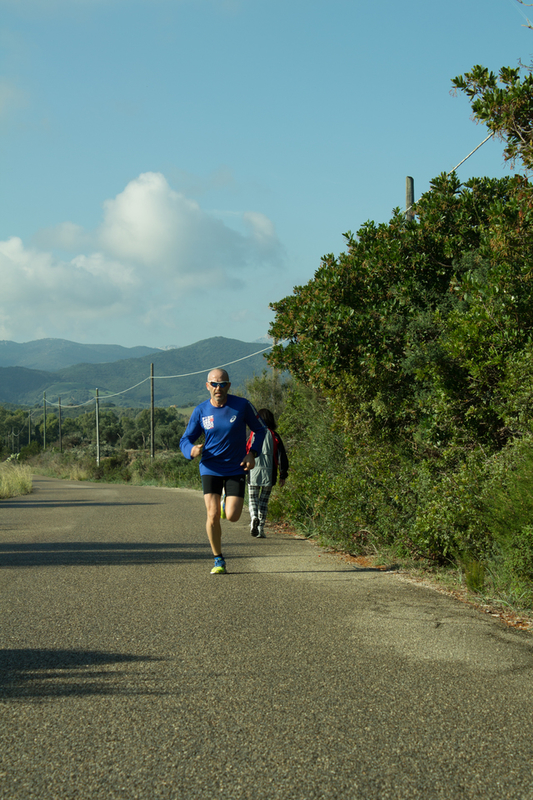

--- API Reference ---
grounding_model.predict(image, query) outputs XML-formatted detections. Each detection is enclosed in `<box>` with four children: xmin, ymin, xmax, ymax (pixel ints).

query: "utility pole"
<box><xmin>43</xmin><ymin>392</ymin><xmax>46</xmax><ymax>450</ymax></box>
<box><xmin>95</xmin><ymin>389</ymin><xmax>100</xmax><ymax>466</ymax></box>
<box><xmin>406</xmin><ymin>176</ymin><xmax>415</xmax><ymax>221</ymax></box>
<box><xmin>58</xmin><ymin>397</ymin><xmax>62</xmax><ymax>454</ymax></box>
<box><xmin>150</xmin><ymin>363</ymin><xmax>155</xmax><ymax>459</ymax></box>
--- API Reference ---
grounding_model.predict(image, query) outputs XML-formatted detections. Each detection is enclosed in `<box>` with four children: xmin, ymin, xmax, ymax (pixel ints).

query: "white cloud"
<box><xmin>96</xmin><ymin>172</ymin><xmax>281</xmax><ymax>282</ymax></box>
<box><xmin>1</xmin><ymin>172</ymin><xmax>283</xmax><ymax>344</ymax></box>
<box><xmin>0</xmin><ymin>237</ymin><xmax>128</xmax><ymax>306</ymax></box>
<box><xmin>36</xmin><ymin>221</ymin><xmax>92</xmax><ymax>252</ymax></box>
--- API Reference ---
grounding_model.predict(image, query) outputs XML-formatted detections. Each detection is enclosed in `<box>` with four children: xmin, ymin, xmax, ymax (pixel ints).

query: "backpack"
<box><xmin>247</xmin><ymin>428</ymin><xmax>279</xmax><ymax>469</ymax></box>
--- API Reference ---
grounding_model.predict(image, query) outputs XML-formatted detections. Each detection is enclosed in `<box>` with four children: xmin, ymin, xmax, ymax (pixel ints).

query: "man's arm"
<box><xmin>179</xmin><ymin>410</ymin><xmax>203</xmax><ymax>460</ymax></box>
<box><xmin>244</xmin><ymin>401</ymin><xmax>267</xmax><ymax>453</ymax></box>
<box><xmin>240</xmin><ymin>402</ymin><xmax>267</xmax><ymax>471</ymax></box>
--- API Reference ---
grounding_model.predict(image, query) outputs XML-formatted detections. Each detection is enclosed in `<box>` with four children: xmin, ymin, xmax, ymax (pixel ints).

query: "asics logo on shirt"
<box><xmin>230</xmin><ymin>416</ymin><xmax>237</xmax><ymax>423</ymax></box>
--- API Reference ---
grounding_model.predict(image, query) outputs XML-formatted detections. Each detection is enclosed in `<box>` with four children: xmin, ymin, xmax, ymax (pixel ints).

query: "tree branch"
<box><xmin>516</xmin><ymin>0</ymin><xmax>533</xmax><ymax>29</ymax></box>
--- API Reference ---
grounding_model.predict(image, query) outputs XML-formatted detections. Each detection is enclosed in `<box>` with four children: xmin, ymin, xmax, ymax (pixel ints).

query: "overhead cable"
<box><xmin>447</xmin><ymin>133</ymin><xmax>494</xmax><ymax>175</ymax></box>
<box><xmin>405</xmin><ymin>132</ymin><xmax>495</xmax><ymax>217</ymax></box>
<box><xmin>42</xmin><ymin>344</ymin><xmax>274</xmax><ymax>408</ymax></box>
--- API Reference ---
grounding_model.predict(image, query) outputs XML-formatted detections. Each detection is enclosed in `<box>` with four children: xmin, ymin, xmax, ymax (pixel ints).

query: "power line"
<box><xmin>153</xmin><ymin>345</ymin><xmax>274</xmax><ymax>380</ymax></box>
<box><xmin>447</xmin><ymin>133</ymin><xmax>494</xmax><ymax>175</ymax></box>
<box><xmin>44</xmin><ymin>396</ymin><xmax>102</xmax><ymax>410</ymax></box>
<box><xmin>42</xmin><ymin>344</ymin><xmax>274</xmax><ymax>408</ymax></box>
<box><xmin>405</xmin><ymin>132</ymin><xmax>495</xmax><ymax>217</ymax></box>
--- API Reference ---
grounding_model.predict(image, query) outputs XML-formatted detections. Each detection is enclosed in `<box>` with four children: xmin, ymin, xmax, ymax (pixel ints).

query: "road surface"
<box><xmin>1</xmin><ymin>476</ymin><xmax>532</xmax><ymax>799</ymax></box>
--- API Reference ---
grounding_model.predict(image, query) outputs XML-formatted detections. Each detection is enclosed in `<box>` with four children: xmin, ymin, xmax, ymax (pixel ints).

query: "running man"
<box><xmin>179</xmin><ymin>368</ymin><xmax>267</xmax><ymax>574</ymax></box>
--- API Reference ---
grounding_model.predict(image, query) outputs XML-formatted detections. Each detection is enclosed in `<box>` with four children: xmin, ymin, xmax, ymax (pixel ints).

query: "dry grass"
<box><xmin>66</xmin><ymin>464</ymin><xmax>91</xmax><ymax>481</ymax></box>
<box><xmin>0</xmin><ymin>461</ymin><xmax>33</xmax><ymax>499</ymax></box>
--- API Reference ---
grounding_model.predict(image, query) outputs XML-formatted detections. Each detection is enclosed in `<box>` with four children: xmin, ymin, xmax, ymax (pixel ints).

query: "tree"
<box><xmin>452</xmin><ymin>65</ymin><xmax>533</xmax><ymax>171</ymax></box>
<box><xmin>265</xmin><ymin>44</ymin><xmax>533</xmax><ymax>570</ymax></box>
<box><xmin>268</xmin><ymin>172</ymin><xmax>533</xmax><ymax>451</ymax></box>
<box><xmin>243</xmin><ymin>370</ymin><xmax>291</xmax><ymax>421</ymax></box>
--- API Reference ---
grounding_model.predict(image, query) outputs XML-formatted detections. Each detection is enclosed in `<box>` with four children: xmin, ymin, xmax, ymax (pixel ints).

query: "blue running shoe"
<box><xmin>210</xmin><ymin>556</ymin><xmax>227</xmax><ymax>575</ymax></box>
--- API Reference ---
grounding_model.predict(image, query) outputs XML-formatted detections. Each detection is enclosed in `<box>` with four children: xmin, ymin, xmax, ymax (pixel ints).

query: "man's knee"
<box><xmin>206</xmin><ymin>509</ymin><xmax>220</xmax><ymax>526</ymax></box>
<box><xmin>204</xmin><ymin>494</ymin><xmax>221</xmax><ymax>524</ymax></box>
<box><xmin>225</xmin><ymin>497</ymin><xmax>243</xmax><ymax>522</ymax></box>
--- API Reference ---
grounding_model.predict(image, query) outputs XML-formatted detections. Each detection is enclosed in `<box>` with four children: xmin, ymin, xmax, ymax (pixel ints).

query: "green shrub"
<box><xmin>407</xmin><ymin>455</ymin><xmax>489</xmax><ymax>564</ymax></box>
<box><xmin>462</xmin><ymin>557</ymin><xmax>486</xmax><ymax>593</ymax></box>
<box><xmin>501</xmin><ymin>525</ymin><xmax>533</xmax><ymax>583</ymax></box>
<box><xmin>18</xmin><ymin>441</ymin><xmax>41</xmax><ymax>460</ymax></box>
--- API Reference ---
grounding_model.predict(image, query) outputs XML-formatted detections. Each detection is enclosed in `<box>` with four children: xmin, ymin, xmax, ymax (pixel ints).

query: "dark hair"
<box><xmin>258</xmin><ymin>408</ymin><xmax>276</xmax><ymax>430</ymax></box>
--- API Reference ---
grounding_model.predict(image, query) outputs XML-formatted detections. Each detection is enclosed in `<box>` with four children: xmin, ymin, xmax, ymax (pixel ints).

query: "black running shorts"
<box><xmin>201</xmin><ymin>474</ymin><xmax>246</xmax><ymax>498</ymax></box>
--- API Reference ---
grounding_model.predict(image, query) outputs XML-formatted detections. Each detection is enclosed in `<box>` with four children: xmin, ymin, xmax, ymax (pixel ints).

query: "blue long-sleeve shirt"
<box><xmin>180</xmin><ymin>395</ymin><xmax>267</xmax><ymax>477</ymax></box>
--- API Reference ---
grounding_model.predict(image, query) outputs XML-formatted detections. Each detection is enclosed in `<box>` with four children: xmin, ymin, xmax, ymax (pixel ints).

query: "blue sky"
<box><xmin>0</xmin><ymin>0</ymin><xmax>531</xmax><ymax>349</ymax></box>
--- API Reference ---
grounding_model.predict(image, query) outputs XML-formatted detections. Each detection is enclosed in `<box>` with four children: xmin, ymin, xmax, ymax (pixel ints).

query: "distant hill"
<box><xmin>0</xmin><ymin>337</ymin><xmax>274</xmax><ymax>408</ymax></box>
<box><xmin>0</xmin><ymin>338</ymin><xmax>161</xmax><ymax>371</ymax></box>
<box><xmin>0</xmin><ymin>367</ymin><xmax>56</xmax><ymax>404</ymax></box>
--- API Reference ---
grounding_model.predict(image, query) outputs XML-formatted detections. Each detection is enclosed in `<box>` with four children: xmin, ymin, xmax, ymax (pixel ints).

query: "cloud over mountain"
<box><xmin>0</xmin><ymin>172</ymin><xmax>283</xmax><ymax>344</ymax></box>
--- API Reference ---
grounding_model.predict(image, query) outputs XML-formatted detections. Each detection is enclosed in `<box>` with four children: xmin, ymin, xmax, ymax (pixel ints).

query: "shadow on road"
<box><xmin>0</xmin><ymin>499</ymin><xmax>159</xmax><ymax>510</ymax></box>
<box><xmin>0</xmin><ymin>648</ymin><xmax>163</xmax><ymax>699</ymax></box>
<box><xmin>0</xmin><ymin>542</ymin><xmax>207</xmax><ymax>568</ymax></box>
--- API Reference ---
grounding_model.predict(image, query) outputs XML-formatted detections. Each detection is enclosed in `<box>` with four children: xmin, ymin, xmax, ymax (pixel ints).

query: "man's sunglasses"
<box><xmin>209</xmin><ymin>381</ymin><xmax>229</xmax><ymax>388</ymax></box>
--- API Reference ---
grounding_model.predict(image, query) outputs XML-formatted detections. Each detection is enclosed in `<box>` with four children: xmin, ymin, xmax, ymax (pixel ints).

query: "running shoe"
<box><xmin>220</xmin><ymin>491</ymin><xmax>226</xmax><ymax>519</ymax></box>
<box><xmin>210</xmin><ymin>556</ymin><xmax>227</xmax><ymax>575</ymax></box>
<box><xmin>251</xmin><ymin>518</ymin><xmax>259</xmax><ymax>537</ymax></box>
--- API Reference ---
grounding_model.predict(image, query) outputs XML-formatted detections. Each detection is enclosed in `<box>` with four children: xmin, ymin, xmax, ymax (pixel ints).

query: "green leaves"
<box><xmin>452</xmin><ymin>64</ymin><xmax>533</xmax><ymax>170</ymax></box>
<box><xmin>268</xmin><ymin>172</ymin><xmax>533</xmax><ymax>449</ymax></box>
<box><xmin>266</xmin><ymin>57</ymin><xmax>533</xmax><ymax>578</ymax></box>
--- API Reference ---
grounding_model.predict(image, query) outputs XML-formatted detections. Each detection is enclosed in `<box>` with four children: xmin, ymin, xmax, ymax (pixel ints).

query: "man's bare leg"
<box><xmin>204</xmin><ymin>493</ymin><xmax>222</xmax><ymax>555</ymax></box>
<box><xmin>204</xmin><ymin>493</ymin><xmax>245</xmax><ymax>554</ymax></box>
<box><xmin>225</xmin><ymin>496</ymin><xmax>244</xmax><ymax>522</ymax></box>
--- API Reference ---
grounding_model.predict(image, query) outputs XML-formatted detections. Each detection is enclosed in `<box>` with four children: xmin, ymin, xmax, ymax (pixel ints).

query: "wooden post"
<box><xmin>43</xmin><ymin>392</ymin><xmax>46</xmax><ymax>451</ymax></box>
<box><xmin>150</xmin><ymin>363</ymin><xmax>155</xmax><ymax>459</ymax></box>
<box><xmin>96</xmin><ymin>389</ymin><xmax>100</xmax><ymax>465</ymax></box>
<box><xmin>406</xmin><ymin>176</ymin><xmax>415</xmax><ymax>221</ymax></box>
<box><xmin>58</xmin><ymin>397</ymin><xmax>62</xmax><ymax>454</ymax></box>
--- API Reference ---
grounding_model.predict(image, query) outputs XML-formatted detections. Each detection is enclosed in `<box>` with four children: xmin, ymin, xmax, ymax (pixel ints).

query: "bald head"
<box><xmin>206</xmin><ymin>368</ymin><xmax>231</xmax><ymax>406</ymax></box>
<box><xmin>207</xmin><ymin>368</ymin><xmax>229</xmax><ymax>382</ymax></box>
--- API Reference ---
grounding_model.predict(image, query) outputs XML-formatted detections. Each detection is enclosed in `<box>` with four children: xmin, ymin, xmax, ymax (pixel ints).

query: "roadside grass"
<box><xmin>0</xmin><ymin>460</ymin><xmax>33</xmax><ymax>499</ymax></box>
<box><xmin>28</xmin><ymin>447</ymin><xmax>202</xmax><ymax>491</ymax></box>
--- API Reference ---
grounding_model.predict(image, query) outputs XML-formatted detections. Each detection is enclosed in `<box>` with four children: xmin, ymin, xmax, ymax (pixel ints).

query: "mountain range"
<box><xmin>0</xmin><ymin>338</ymin><xmax>160</xmax><ymax>371</ymax></box>
<box><xmin>0</xmin><ymin>337</ymin><xmax>273</xmax><ymax>408</ymax></box>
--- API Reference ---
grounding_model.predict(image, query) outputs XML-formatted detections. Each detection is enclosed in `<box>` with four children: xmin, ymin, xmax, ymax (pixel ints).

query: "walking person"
<box><xmin>247</xmin><ymin>408</ymin><xmax>289</xmax><ymax>539</ymax></box>
<box><xmin>179</xmin><ymin>368</ymin><xmax>267</xmax><ymax>574</ymax></box>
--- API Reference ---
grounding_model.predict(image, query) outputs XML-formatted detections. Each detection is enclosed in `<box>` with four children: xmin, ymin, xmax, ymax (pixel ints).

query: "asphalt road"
<box><xmin>1</xmin><ymin>476</ymin><xmax>533</xmax><ymax>800</ymax></box>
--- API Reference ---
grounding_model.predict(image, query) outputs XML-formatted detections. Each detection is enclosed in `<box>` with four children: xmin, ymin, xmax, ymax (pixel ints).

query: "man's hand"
<box><xmin>191</xmin><ymin>444</ymin><xmax>204</xmax><ymax>459</ymax></box>
<box><xmin>241</xmin><ymin>453</ymin><xmax>255</xmax><ymax>472</ymax></box>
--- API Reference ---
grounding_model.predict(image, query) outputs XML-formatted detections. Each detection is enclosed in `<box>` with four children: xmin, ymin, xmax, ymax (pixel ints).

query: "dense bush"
<box><xmin>270</xmin><ymin>380</ymin><xmax>533</xmax><ymax>607</ymax></box>
<box><xmin>261</xmin><ymin>62</ymin><xmax>533</xmax><ymax>609</ymax></box>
